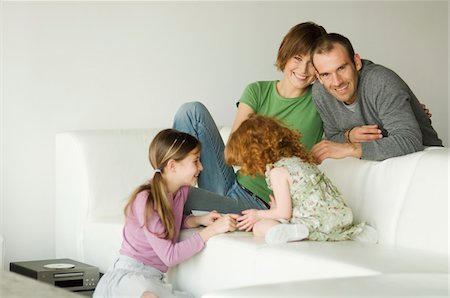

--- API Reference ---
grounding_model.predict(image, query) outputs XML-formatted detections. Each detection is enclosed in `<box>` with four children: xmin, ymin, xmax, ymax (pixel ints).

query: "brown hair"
<box><xmin>124</xmin><ymin>129</ymin><xmax>201</xmax><ymax>240</ymax></box>
<box><xmin>224</xmin><ymin>114</ymin><xmax>315</xmax><ymax>177</ymax></box>
<box><xmin>276</xmin><ymin>22</ymin><xmax>327</xmax><ymax>71</ymax></box>
<box><xmin>311</xmin><ymin>33</ymin><xmax>356</xmax><ymax>67</ymax></box>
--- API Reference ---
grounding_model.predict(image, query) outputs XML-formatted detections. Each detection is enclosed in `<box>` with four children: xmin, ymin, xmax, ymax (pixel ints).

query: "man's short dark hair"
<box><xmin>311</xmin><ymin>33</ymin><xmax>356</xmax><ymax>67</ymax></box>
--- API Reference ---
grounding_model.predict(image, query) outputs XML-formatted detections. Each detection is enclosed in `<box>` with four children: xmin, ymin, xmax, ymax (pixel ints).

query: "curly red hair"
<box><xmin>224</xmin><ymin>114</ymin><xmax>315</xmax><ymax>176</ymax></box>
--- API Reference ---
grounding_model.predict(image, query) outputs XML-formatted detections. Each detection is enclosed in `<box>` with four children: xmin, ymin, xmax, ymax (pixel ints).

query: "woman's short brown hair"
<box><xmin>276</xmin><ymin>22</ymin><xmax>327</xmax><ymax>71</ymax></box>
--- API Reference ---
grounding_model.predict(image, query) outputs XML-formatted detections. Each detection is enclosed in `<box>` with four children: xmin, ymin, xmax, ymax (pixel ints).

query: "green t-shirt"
<box><xmin>236</xmin><ymin>80</ymin><xmax>323</xmax><ymax>203</ymax></box>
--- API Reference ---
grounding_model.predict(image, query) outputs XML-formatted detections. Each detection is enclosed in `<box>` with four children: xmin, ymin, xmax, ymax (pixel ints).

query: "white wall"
<box><xmin>1</xmin><ymin>1</ymin><xmax>448</xmax><ymax>268</ymax></box>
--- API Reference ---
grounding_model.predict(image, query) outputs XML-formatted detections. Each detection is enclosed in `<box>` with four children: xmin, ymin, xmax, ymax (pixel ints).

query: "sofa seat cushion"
<box><xmin>168</xmin><ymin>229</ymin><xmax>447</xmax><ymax>297</ymax></box>
<box><xmin>201</xmin><ymin>273</ymin><xmax>449</xmax><ymax>297</ymax></box>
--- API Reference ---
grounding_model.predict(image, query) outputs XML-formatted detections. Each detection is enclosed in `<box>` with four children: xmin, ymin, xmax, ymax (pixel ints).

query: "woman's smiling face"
<box><xmin>282</xmin><ymin>54</ymin><xmax>316</xmax><ymax>90</ymax></box>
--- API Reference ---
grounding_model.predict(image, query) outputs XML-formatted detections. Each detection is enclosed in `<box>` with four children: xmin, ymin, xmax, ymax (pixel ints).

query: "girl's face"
<box><xmin>175</xmin><ymin>148</ymin><xmax>203</xmax><ymax>187</ymax></box>
<box><xmin>282</xmin><ymin>54</ymin><xmax>316</xmax><ymax>90</ymax></box>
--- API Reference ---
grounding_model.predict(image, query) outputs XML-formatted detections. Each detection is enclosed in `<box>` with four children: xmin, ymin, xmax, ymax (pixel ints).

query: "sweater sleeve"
<box><xmin>143</xmin><ymin>227</ymin><xmax>204</xmax><ymax>268</ymax></box>
<box><xmin>133</xmin><ymin>190</ymin><xmax>205</xmax><ymax>268</ymax></box>
<box><xmin>359</xmin><ymin>68</ymin><xmax>423</xmax><ymax>160</ymax></box>
<box><xmin>181</xmin><ymin>214</ymin><xmax>192</xmax><ymax>229</ymax></box>
<box><xmin>312</xmin><ymin>82</ymin><xmax>346</xmax><ymax>143</ymax></box>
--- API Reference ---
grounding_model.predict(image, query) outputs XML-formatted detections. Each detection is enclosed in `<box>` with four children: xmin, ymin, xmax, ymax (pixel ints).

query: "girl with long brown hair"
<box><xmin>94</xmin><ymin>129</ymin><xmax>237</xmax><ymax>298</ymax></box>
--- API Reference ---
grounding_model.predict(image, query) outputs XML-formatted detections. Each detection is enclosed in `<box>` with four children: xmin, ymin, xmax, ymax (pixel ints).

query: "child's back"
<box><xmin>266</xmin><ymin>156</ymin><xmax>364</xmax><ymax>241</ymax></box>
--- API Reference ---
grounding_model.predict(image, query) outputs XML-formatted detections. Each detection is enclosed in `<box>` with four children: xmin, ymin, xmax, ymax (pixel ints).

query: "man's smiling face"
<box><xmin>313</xmin><ymin>43</ymin><xmax>362</xmax><ymax>105</ymax></box>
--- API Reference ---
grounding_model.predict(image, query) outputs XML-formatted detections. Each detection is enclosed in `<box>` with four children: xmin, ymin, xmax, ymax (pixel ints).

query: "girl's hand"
<box><xmin>198</xmin><ymin>214</ymin><xmax>238</xmax><ymax>242</ymax></box>
<box><xmin>237</xmin><ymin>209</ymin><xmax>260</xmax><ymax>232</ymax></box>
<box><xmin>197</xmin><ymin>211</ymin><xmax>221</xmax><ymax>226</ymax></box>
<box><xmin>209</xmin><ymin>214</ymin><xmax>238</xmax><ymax>234</ymax></box>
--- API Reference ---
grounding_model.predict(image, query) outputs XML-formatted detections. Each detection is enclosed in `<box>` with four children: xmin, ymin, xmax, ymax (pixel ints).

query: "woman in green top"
<box><xmin>173</xmin><ymin>22</ymin><xmax>326</xmax><ymax>214</ymax></box>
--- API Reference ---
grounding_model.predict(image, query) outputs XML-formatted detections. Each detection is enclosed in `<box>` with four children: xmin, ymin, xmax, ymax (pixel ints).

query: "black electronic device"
<box><xmin>10</xmin><ymin>258</ymin><xmax>99</xmax><ymax>292</ymax></box>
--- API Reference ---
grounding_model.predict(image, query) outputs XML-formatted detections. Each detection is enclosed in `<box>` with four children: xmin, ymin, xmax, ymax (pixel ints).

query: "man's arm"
<box><xmin>357</xmin><ymin>69</ymin><xmax>423</xmax><ymax>160</ymax></box>
<box><xmin>311</xmin><ymin>67</ymin><xmax>424</xmax><ymax>162</ymax></box>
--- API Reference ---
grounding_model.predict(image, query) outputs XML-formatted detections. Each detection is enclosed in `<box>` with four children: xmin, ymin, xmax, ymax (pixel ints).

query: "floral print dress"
<box><xmin>265</xmin><ymin>157</ymin><xmax>364</xmax><ymax>241</ymax></box>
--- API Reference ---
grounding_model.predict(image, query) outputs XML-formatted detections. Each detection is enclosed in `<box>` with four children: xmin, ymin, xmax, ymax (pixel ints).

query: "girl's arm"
<box><xmin>197</xmin><ymin>214</ymin><xmax>238</xmax><ymax>242</ymax></box>
<box><xmin>184</xmin><ymin>212</ymin><xmax>239</xmax><ymax>242</ymax></box>
<box><xmin>143</xmin><ymin>225</ymin><xmax>204</xmax><ymax>268</ymax></box>
<box><xmin>182</xmin><ymin>211</ymin><xmax>222</xmax><ymax>229</ymax></box>
<box><xmin>237</xmin><ymin>167</ymin><xmax>292</xmax><ymax>231</ymax></box>
<box><xmin>143</xmin><ymin>213</ymin><xmax>237</xmax><ymax>268</ymax></box>
<box><xmin>258</xmin><ymin>167</ymin><xmax>292</xmax><ymax>219</ymax></box>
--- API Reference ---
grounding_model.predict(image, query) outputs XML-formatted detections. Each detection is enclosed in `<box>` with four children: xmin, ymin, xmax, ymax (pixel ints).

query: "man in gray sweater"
<box><xmin>310</xmin><ymin>33</ymin><xmax>442</xmax><ymax>163</ymax></box>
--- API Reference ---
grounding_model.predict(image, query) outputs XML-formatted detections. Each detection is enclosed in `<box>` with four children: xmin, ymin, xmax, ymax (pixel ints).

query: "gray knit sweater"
<box><xmin>312</xmin><ymin>59</ymin><xmax>442</xmax><ymax>161</ymax></box>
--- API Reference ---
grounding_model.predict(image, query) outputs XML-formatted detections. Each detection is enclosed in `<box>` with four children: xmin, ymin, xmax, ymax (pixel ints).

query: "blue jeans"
<box><xmin>173</xmin><ymin>101</ymin><xmax>268</xmax><ymax>214</ymax></box>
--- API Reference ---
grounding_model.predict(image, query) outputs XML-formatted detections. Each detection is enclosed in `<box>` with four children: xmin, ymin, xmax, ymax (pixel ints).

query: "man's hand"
<box><xmin>347</xmin><ymin>125</ymin><xmax>383</xmax><ymax>143</ymax></box>
<box><xmin>421</xmin><ymin>103</ymin><xmax>432</xmax><ymax>118</ymax></box>
<box><xmin>312</xmin><ymin>140</ymin><xmax>362</xmax><ymax>164</ymax></box>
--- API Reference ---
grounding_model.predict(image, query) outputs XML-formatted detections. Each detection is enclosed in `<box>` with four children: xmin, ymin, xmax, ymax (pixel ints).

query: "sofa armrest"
<box><xmin>55</xmin><ymin>129</ymin><xmax>161</xmax><ymax>261</ymax></box>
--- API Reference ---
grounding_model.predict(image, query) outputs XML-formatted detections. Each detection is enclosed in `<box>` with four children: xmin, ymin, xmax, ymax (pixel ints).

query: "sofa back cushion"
<box><xmin>56</xmin><ymin>128</ymin><xmax>448</xmax><ymax>260</ymax></box>
<box><xmin>319</xmin><ymin>148</ymin><xmax>448</xmax><ymax>255</ymax></box>
<box><xmin>57</xmin><ymin>129</ymin><xmax>160</xmax><ymax>221</ymax></box>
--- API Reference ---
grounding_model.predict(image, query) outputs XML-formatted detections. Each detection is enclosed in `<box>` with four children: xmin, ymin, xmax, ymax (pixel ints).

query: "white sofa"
<box><xmin>0</xmin><ymin>234</ymin><xmax>4</xmax><ymax>270</ymax></box>
<box><xmin>55</xmin><ymin>128</ymin><xmax>449</xmax><ymax>297</ymax></box>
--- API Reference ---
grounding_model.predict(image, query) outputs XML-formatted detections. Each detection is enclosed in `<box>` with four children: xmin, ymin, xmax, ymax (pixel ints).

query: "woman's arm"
<box><xmin>230</xmin><ymin>102</ymin><xmax>254</xmax><ymax>133</ymax></box>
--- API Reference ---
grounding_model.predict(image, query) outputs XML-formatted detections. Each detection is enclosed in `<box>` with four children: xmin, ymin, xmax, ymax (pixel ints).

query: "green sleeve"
<box><xmin>239</xmin><ymin>82</ymin><xmax>260</xmax><ymax>111</ymax></box>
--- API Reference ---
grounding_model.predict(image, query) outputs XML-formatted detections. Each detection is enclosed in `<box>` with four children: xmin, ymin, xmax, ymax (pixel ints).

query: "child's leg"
<box><xmin>265</xmin><ymin>223</ymin><xmax>309</xmax><ymax>244</ymax></box>
<box><xmin>252</xmin><ymin>219</ymin><xmax>280</xmax><ymax>237</ymax></box>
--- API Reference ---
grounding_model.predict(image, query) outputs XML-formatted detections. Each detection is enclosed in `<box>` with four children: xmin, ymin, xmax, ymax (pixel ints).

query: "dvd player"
<box><xmin>10</xmin><ymin>258</ymin><xmax>99</xmax><ymax>291</ymax></box>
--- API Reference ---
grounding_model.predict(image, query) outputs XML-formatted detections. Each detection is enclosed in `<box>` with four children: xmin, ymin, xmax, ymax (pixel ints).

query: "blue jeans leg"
<box><xmin>173</xmin><ymin>102</ymin><xmax>235</xmax><ymax>195</ymax></box>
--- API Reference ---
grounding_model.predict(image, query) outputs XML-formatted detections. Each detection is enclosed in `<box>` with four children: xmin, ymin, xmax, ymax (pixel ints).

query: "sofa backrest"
<box><xmin>319</xmin><ymin>148</ymin><xmax>448</xmax><ymax>255</ymax></box>
<box><xmin>55</xmin><ymin>128</ymin><xmax>448</xmax><ymax>259</ymax></box>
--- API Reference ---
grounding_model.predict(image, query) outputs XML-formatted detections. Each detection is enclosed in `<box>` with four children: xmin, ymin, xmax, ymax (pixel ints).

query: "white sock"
<box><xmin>265</xmin><ymin>223</ymin><xmax>309</xmax><ymax>245</ymax></box>
<box><xmin>352</xmin><ymin>224</ymin><xmax>378</xmax><ymax>244</ymax></box>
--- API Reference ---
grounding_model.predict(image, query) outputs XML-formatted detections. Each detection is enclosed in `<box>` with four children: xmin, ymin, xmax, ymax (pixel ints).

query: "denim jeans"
<box><xmin>173</xmin><ymin>101</ymin><xmax>268</xmax><ymax>214</ymax></box>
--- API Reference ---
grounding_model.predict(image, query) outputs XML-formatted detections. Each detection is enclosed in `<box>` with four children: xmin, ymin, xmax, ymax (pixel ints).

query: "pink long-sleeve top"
<box><xmin>119</xmin><ymin>186</ymin><xmax>204</xmax><ymax>272</ymax></box>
